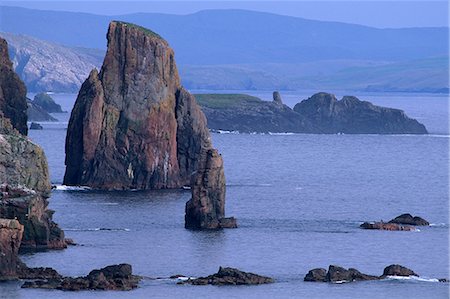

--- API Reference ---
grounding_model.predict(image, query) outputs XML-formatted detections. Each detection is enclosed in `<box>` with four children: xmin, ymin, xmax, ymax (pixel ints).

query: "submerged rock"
<box><xmin>29</xmin><ymin>122</ymin><xmax>43</xmax><ymax>130</ymax></box>
<box><xmin>64</xmin><ymin>21</ymin><xmax>216</xmax><ymax>191</ymax></box>
<box><xmin>293</xmin><ymin>92</ymin><xmax>427</xmax><ymax>134</ymax></box>
<box><xmin>182</xmin><ymin>267</ymin><xmax>274</xmax><ymax>285</ymax></box>
<box><xmin>185</xmin><ymin>149</ymin><xmax>237</xmax><ymax>229</ymax></box>
<box><xmin>0</xmin><ymin>37</ymin><xmax>28</xmax><ymax>135</ymax></box>
<box><xmin>388</xmin><ymin>214</ymin><xmax>429</xmax><ymax>226</ymax></box>
<box><xmin>359</xmin><ymin>221</ymin><xmax>415</xmax><ymax>231</ymax></box>
<box><xmin>22</xmin><ymin>264</ymin><xmax>141</xmax><ymax>291</ymax></box>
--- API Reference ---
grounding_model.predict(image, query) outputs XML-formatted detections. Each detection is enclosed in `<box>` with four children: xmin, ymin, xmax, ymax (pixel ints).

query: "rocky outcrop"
<box><xmin>273</xmin><ymin>91</ymin><xmax>283</xmax><ymax>105</ymax></box>
<box><xmin>0</xmin><ymin>219</ymin><xmax>23</xmax><ymax>280</ymax></box>
<box><xmin>359</xmin><ymin>221</ymin><xmax>415</xmax><ymax>231</ymax></box>
<box><xmin>32</xmin><ymin>93</ymin><xmax>65</xmax><ymax>113</ymax></box>
<box><xmin>196</xmin><ymin>93</ymin><xmax>311</xmax><ymax>133</ymax></box>
<box><xmin>22</xmin><ymin>264</ymin><xmax>141</xmax><ymax>291</ymax></box>
<box><xmin>30</xmin><ymin>122</ymin><xmax>43</xmax><ymax>130</ymax></box>
<box><xmin>293</xmin><ymin>92</ymin><xmax>427</xmax><ymax>134</ymax></box>
<box><xmin>185</xmin><ymin>149</ymin><xmax>237</xmax><ymax>229</ymax></box>
<box><xmin>181</xmin><ymin>267</ymin><xmax>274</xmax><ymax>285</ymax></box>
<box><xmin>388</xmin><ymin>214</ymin><xmax>429</xmax><ymax>226</ymax></box>
<box><xmin>381</xmin><ymin>264</ymin><xmax>418</xmax><ymax>277</ymax></box>
<box><xmin>27</xmin><ymin>99</ymin><xmax>58</xmax><ymax>122</ymax></box>
<box><xmin>305</xmin><ymin>264</ymin><xmax>420</xmax><ymax>283</ymax></box>
<box><xmin>0</xmin><ymin>37</ymin><xmax>28</xmax><ymax>135</ymax></box>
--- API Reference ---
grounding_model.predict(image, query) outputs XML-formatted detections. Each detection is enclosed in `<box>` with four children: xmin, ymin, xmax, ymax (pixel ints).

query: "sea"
<box><xmin>1</xmin><ymin>90</ymin><xmax>449</xmax><ymax>299</ymax></box>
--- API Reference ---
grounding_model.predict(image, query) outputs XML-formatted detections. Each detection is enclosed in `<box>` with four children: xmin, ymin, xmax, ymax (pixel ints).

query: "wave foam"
<box><xmin>64</xmin><ymin>228</ymin><xmax>130</xmax><ymax>232</ymax></box>
<box><xmin>54</xmin><ymin>185</ymin><xmax>91</xmax><ymax>191</ymax></box>
<box><xmin>385</xmin><ymin>275</ymin><xmax>440</xmax><ymax>282</ymax></box>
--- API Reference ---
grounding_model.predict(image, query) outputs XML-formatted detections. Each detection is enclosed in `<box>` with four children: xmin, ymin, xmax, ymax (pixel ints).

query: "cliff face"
<box><xmin>0</xmin><ymin>38</ymin><xmax>65</xmax><ymax>250</ymax></box>
<box><xmin>0</xmin><ymin>219</ymin><xmax>23</xmax><ymax>279</ymax></box>
<box><xmin>64</xmin><ymin>21</ymin><xmax>211</xmax><ymax>190</ymax></box>
<box><xmin>0</xmin><ymin>37</ymin><xmax>28</xmax><ymax>135</ymax></box>
<box><xmin>293</xmin><ymin>92</ymin><xmax>428</xmax><ymax>134</ymax></box>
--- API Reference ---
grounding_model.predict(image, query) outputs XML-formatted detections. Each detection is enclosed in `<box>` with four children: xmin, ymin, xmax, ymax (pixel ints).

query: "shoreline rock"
<box><xmin>180</xmin><ymin>267</ymin><xmax>274</xmax><ymax>285</ymax></box>
<box><xmin>22</xmin><ymin>264</ymin><xmax>141</xmax><ymax>291</ymax></box>
<box><xmin>359</xmin><ymin>221</ymin><xmax>415</xmax><ymax>231</ymax></box>
<box><xmin>0</xmin><ymin>219</ymin><xmax>23</xmax><ymax>280</ymax></box>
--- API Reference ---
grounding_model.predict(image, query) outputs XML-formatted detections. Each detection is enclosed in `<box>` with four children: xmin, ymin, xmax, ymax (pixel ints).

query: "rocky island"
<box><xmin>196</xmin><ymin>92</ymin><xmax>427</xmax><ymax>134</ymax></box>
<box><xmin>64</xmin><ymin>21</ymin><xmax>235</xmax><ymax>229</ymax></box>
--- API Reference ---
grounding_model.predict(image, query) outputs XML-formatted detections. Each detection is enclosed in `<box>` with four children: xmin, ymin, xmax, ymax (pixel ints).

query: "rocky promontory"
<box><xmin>195</xmin><ymin>92</ymin><xmax>427</xmax><ymax>134</ymax></box>
<box><xmin>64</xmin><ymin>21</ymin><xmax>234</xmax><ymax>228</ymax></box>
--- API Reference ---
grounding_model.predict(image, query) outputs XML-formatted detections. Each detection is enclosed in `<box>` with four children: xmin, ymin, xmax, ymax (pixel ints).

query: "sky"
<box><xmin>0</xmin><ymin>1</ymin><xmax>448</xmax><ymax>28</ymax></box>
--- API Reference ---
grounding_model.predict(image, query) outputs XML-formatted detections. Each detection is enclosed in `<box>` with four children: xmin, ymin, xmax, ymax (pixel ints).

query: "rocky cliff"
<box><xmin>293</xmin><ymin>92</ymin><xmax>428</xmax><ymax>134</ymax></box>
<box><xmin>0</xmin><ymin>219</ymin><xmax>23</xmax><ymax>279</ymax></box>
<box><xmin>0</xmin><ymin>37</ymin><xmax>28</xmax><ymax>135</ymax></box>
<box><xmin>0</xmin><ymin>38</ymin><xmax>65</xmax><ymax>250</ymax></box>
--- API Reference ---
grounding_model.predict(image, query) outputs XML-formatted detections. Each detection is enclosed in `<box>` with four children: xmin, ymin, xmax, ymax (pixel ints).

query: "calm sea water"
<box><xmin>1</xmin><ymin>91</ymin><xmax>449</xmax><ymax>299</ymax></box>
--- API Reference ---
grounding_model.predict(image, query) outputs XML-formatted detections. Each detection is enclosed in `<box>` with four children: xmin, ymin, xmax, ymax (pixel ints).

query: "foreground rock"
<box><xmin>0</xmin><ymin>219</ymin><xmax>23</xmax><ymax>280</ymax></box>
<box><xmin>305</xmin><ymin>264</ymin><xmax>420</xmax><ymax>283</ymax></box>
<box><xmin>360</xmin><ymin>221</ymin><xmax>415</xmax><ymax>231</ymax></box>
<box><xmin>185</xmin><ymin>149</ymin><xmax>237</xmax><ymax>229</ymax></box>
<box><xmin>293</xmin><ymin>92</ymin><xmax>427</xmax><ymax>134</ymax></box>
<box><xmin>388</xmin><ymin>214</ymin><xmax>429</xmax><ymax>226</ymax></box>
<box><xmin>0</xmin><ymin>38</ymin><xmax>66</xmax><ymax>251</ymax></box>
<box><xmin>0</xmin><ymin>37</ymin><xmax>28</xmax><ymax>135</ymax></box>
<box><xmin>22</xmin><ymin>264</ymin><xmax>141</xmax><ymax>291</ymax></box>
<box><xmin>181</xmin><ymin>267</ymin><xmax>273</xmax><ymax>285</ymax></box>
<box><xmin>196</xmin><ymin>93</ymin><xmax>310</xmax><ymax>133</ymax></box>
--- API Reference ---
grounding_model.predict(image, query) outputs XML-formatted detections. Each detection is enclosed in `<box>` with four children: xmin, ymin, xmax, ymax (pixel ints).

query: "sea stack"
<box><xmin>64</xmin><ymin>21</ymin><xmax>234</xmax><ymax>228</ymax></box>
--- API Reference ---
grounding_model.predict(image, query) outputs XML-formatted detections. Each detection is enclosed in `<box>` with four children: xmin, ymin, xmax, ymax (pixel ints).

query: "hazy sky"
<box><xmin>1</xmin><ymin>1</ymin><xmax>448</xmax><ymax>28</ymax></box>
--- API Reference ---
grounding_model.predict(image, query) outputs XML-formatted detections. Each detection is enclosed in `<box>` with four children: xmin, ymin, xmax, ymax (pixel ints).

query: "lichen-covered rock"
<box><xmin>0</xmin><ymin>37</ymin><xmax>28</xmax><ymax>135</ymax></box>
<box><xmin>185</xmin><ymin>149</ymin><xmax>237</xmax><ymax>229</ymax></box>
<box><xmin>0</xmin><ymin>218</ymin><xmax>23</xmax><ymax>280</ymax></box>
<box><xmin>64</xmin><ymin>21</ymin><xmax>214</xmax><ymax>190</ymax></box>
<box><xmin>388</xmin><ymin>214</ymin><xmax>429</xmax><ymax>226</ymax></box>
<box><xmin>293</xmin><ymin>92</ymin><xmax>428</xmax><ymax>134</ymax></box>
<box><xmin>182</xmin><ymin>267</ymin><xmax>273</xmax><ymax>285</ymax></box>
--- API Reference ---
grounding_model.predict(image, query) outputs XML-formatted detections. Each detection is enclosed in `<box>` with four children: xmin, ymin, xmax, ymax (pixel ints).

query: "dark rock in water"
<box><xmin>17</xmin><ymin>261</ymin><xmax>62</xmax><ymax>280</ymax></box>
<box><xmin>64</xmin><ymin>21</ymin><xmax>218</xmax><ymax>191</ymax></box>
<box><xmin>27</xmin><ymin>99</ymin><xmax>58</xmax><ymax>122</ymax></box>
<box><xmin>304</xmin><ymin>268</ymin><xmax>327</xmax><ymax>282</ymax></box>
<box><xmin>0</xmin><ymin>219</ymin><xmax>23</xmax><ymax>280</ymax></box>
<box><xmin>438</xmin><ymin>278</ymin><xmax>448</xmax><ymax>282</ymax></box>
<box><xmin>182</xmin><ymin>267</ymin><xmax>274</xmax><ymax>285</ymax></box>
<box><xmin>185</xmin><ymin>149</ymin><xmax>237</xmax><ymax>229</ymax></box>
<box><xmin>273</xmin><ymin>91</ymin><xmax>283</xmax><ymax>105</ymax></box>
<box><xmin>33</xmin><ymin>93</ymin><xmax>65</xmax><ymax>113</ymax></box>
<box><xmin>381</xmin><ymin>264</ymin><xmax>418</xmax><ymax>277</ymax></box>
<box><xmin>196</xmin><ymin>93</ymin><xmax>310</xmax><ymax>133</ymax></box>
<box><xmin>293</xmin><ymin>92</ymin><xmax>427</xmax><ymax>134</ymax></box>
<box><xmin>22</xmin><ymin>263</ymin><xmax>141</xmax><ymax>291</ymax></box>
<box><xmin>360</xmin><ymin>221</ymin><xmax>415</xmax><ymax>231</ymax></box>
<box><xmin>0</xmin><ymin>37</ymin><xmax>28</xmax><ymax>135</ymax></box>
<box><xmin>388</xmin><ymin>213</ymin><xmax>429</xmax><ymax>226</ymax></box>
<box><xmin>326</xmin><ymin>265</ymin><xmax>379</xmax><ymax>282</ymax></box>
<box><xmin>29</xmin><ymin>122</ymin><xmax>43</xmax><ymax>130</ymax></box>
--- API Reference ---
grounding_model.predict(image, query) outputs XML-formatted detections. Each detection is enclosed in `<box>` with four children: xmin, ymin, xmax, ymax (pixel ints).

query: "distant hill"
<box><xmin>1</xmin><ymin>6</ymin><xmax>448</xmax><ymax>64</ymax></box>
<box><xmin>0</xmin><ymin>32</ymin><xmax>103</xmax><ymax>92</ymax></box>
<box><xmin>0</xmin><ymin>6</ymin><xmax>448</xmax><ymax>93</ymax></box>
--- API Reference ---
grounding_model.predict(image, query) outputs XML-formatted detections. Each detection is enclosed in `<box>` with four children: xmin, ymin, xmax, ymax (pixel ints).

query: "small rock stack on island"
<box><xmin>64</xmin><ymin>21</ymin><xmax>235</xmax><ymax>229</ymax></box>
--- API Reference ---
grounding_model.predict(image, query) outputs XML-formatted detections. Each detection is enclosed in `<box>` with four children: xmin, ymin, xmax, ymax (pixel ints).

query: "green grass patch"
<box><xmin>194</xmin><ymin>94</ymin><xmax>262</xmax><ymax>109</ymax></box>
<box><xmin>112</xmin><ymin>21</ymin><xmax>163</xmax><ymax>39</ymax></box>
